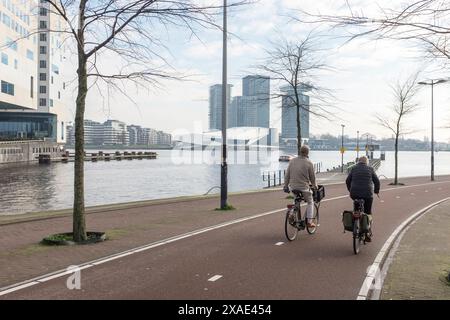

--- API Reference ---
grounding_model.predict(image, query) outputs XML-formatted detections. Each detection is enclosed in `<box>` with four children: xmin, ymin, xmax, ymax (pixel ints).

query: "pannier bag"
<box><xmin>361</xmin><ymin>213</ymin><xmax>372</xmax><ymax>233</ymax></box>
<box><xmin>342</xmin><ymin>211</ymin><xmax>372</xmax><ymax>233</ymax></box>
<box><xmin>342</xmin><ymin>210</ymin><xmax>353</xmax><ymax>231</ymax></box>
<box><xmin>313</xmin><ymin>185</ymin><xmax>325</xmax><ymax>202</ymax></box>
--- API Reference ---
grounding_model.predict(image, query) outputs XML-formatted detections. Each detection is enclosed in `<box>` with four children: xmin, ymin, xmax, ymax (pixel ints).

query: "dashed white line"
<box><xmin>275</xmin><ymin>242</ymin><xmax>284</xmax><ymax>246</ymax></box>
<box><xmin>395</xmin><ymin>196</ymin><xmax>400</xmax><ymax>199</ymax></box>
<box><xmin>208</xmin><ymin>275</ymin><xmax>223</xmax><ymax>282</ymax></box>
<box><xmin>425</xmin><ymin>190</ymin><xmax>429</xmax><ymax>193</ymax></box>
<box><xmin>410</xmin><ymin>193</ymin><xmax>415</xmax><ymax>195</ymax></box>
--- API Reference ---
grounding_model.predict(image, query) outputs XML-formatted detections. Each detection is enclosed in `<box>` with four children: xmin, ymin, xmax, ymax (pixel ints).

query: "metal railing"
<box><xmin>262</xmin><ymin>162</ymin><xmax>322</xmax><ymax>188</ymax></box>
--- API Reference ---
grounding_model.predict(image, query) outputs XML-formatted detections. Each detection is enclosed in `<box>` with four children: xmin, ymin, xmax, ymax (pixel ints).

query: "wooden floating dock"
<box><xmin>38</xmin><ymin>151</ymin><xmax>157</xmax><ymax>163</ymax></box>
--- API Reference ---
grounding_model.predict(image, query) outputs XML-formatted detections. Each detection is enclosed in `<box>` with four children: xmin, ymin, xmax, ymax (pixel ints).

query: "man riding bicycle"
<box><xmin>345</xmin><ymin>156</ymin><xmax>380</xmax><ymax>242</ymax></box>
<box><xmin>283</xmin><ymin>145</ymin><xmax>318</xmax><ymax>228</ymax></box>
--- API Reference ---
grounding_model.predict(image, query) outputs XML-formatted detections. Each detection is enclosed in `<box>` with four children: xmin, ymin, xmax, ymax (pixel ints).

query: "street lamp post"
<box><xmin>418</xmin><ymin>78</ymin><xmax>449</xmax><ymax>182</ymax></box>
<box><xmin>220</xmin><ymin>0</ymin><xmax>228</xmax><ymax>209</ymax></box>
<box><xmin>341</xmin><ymin>124</ymin><xmax>345</xmax><ymax>173</ymax></box>
<box><xmin>356</xmin><ymin>130</ymin><xmax>360</xmax><ymax>160</ymax></box>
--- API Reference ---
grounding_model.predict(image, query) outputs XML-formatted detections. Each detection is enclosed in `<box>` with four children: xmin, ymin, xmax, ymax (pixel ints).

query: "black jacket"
<box><xmin>346</xmin><ymin>163</ymin><xmax>380</xmax><ymax>199</ymax></box>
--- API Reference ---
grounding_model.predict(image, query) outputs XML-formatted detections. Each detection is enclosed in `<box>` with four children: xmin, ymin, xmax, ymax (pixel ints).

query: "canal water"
<box><xmin>1</xmin><ymin>149</ymin><xmax>449</xmax><ymax>215</ymax></box>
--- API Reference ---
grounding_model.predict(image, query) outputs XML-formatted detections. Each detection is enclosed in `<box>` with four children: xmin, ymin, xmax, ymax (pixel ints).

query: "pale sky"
<box><xmin>62</xmin><ymin>0</ymin><xmax>450</xmax><ymax>143</ymax></box>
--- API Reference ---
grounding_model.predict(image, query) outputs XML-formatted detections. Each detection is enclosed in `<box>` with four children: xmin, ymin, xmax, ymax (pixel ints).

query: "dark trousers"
<box><xmin>352</xmin><ymin>197</ymin><xmax>373</xmax><ymax>214</ymax></box>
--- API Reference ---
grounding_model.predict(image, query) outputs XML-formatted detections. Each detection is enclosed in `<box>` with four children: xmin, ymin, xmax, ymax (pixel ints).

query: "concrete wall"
<box><xmin>0</xmin><ymin>140</ymin><xmax>63</xmax><ymax>164</ymax></box>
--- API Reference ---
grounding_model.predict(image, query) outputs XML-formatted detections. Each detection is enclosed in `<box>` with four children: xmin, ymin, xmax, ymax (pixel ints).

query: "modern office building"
<box><xmin>230</xmin><ymin>96</ymin><xmax>258</xmax><ymax>128</ymax></box>
<box><xmin>208</xmin><ymin>84</ymin><xmax>232</xmax><ymax>131</ymax></box>
<box><xmin>227</xmin><ymin>75</ymin><xmax>270</xmax><ymax>129</ymax></box>
<box><xmin>242</xmin><ymin>75</ymin><xmax>270</xmax><ymax>128</ymax></box>
<box><xmin>0</xmin><ymin>0</ymin><xmax>68</xmax><ymax>143</ymax></box>
<box><xmin>280</xmin><ymin>85</ymin><xmax>310</xmax><ymax>145</ymax></box>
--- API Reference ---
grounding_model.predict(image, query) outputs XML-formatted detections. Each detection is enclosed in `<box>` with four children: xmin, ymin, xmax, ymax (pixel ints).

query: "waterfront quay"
<box><xmin>0</xmin><ymin>175</ymin><xmax>449</xmax><ymax>300</ymax></box>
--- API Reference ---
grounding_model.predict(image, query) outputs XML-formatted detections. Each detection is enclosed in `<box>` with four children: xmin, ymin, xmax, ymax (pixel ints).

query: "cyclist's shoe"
<box><xmin>365</xmin><ymin>233</ymin><xmax>372</xmax><ymax>242</ymax></box>
<box><xmin>307</xmin><ymin>222</ymin><xmax>316</xmax><ymax>228</ymax></box>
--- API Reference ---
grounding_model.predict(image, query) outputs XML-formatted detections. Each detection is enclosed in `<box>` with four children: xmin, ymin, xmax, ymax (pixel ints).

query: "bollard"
<box><xmin>268</xmin><ymin>173</ymin><xmax>271</xmax><ymax>188</ymax></box>
<box><xmin>279</xmin><ymin>170</ymin><xmax>282</xmax><ymax>185</ymax></box>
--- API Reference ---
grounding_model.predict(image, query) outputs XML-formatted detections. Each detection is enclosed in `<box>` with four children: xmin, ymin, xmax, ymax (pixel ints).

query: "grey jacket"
<box><xmin>284</xmin><ymin>156</ymin><xmax>317</xmax><ymax>191</ymax></box>
<box><xmin>346</xmin><ymin>163</ymin><xmax>380</xmax><ymax>199</ymax></box>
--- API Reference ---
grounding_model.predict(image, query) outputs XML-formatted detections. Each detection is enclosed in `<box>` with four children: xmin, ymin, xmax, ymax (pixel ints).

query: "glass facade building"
<box><xmin>0</xmin><ymin>112</ymin><xmax>56</xmax><ymax>140</ymax></box>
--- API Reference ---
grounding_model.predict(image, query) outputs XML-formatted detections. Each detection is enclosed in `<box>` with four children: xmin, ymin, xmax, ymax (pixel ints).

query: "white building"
<box><xmin>0</xmin><ymin>0</ymin><xmax>68</xmax><ymax>143</ymax></box>
<box><xmin>103</xmin><ymin>120</ymin><xmax>129</xmax><ymax>146</ymax></box>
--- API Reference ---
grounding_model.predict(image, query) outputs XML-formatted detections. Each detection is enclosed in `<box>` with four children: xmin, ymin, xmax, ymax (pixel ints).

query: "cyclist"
<box><xmin>283</xmin><ymin>145</ymin><xmax>318</xmax><ymax>228</ymax></box>
<box><xmin>345</xmin><ymin>156</ymin><xmax>380</xmax><ymax>242</ymax></box>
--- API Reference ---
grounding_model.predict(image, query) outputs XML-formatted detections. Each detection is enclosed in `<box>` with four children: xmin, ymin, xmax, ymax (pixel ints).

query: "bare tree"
<box><xmin>298</xmin><ymin>1</ymin><xmax>450</xmax><ymax>66</ymax></box>
<box><xmin>37</xmin><ymin>0</ymin><xmax>245</xmax><ymax>242</ymax></box>
<box><xmin>376</xmin><ymin>73</ymin><xmax>420</xmax><ymax>185</ymax></box>
<box><xmin>257</xmin><ymin>34</ymin><xmax>335</xmax><ymax>156</ymax></box>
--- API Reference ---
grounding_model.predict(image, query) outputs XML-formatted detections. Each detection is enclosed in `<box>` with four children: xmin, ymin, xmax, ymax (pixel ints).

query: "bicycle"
<box><xmin>284</xmin><ymin>190</ymin><xmax>320</xmax><ymax>241</ymax></box>
<box><xmin>351</xmin><ymin>199</ymin><xmax>373</xmax><ymax>254</ymax></box>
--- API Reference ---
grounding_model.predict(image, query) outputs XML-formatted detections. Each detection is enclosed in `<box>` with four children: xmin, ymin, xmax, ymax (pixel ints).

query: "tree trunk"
<box><xmin>296</xmin><ymin>104</ymin><xmax>302</xmax><ymax>156</ymax></box>
<box><xmin>394</xmin><ymin>134</ymin><xmax>399</xmax><ymax>185</ymax></box>
<box><xmin>73</xmin><ymin>2</ymin><xmax>87</xmax><ymax>242</ymax></box>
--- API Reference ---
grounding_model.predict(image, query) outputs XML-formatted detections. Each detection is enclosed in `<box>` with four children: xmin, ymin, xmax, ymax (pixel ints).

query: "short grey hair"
<box><xmin>300</xmin><ymin>145</ymin><xmax>310</xmax><ymax>156</ymax></box>
<box><xmin>358</xmin><ymin>156</ymin><xmax>368</xmax><ymax>164</ymax></box>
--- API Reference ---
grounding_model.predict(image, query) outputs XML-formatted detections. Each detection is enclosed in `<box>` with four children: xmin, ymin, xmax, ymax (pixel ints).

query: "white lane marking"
<box><xmin>380</xmin><ymin>200</ymin><xmax>385</xmax><ymax>203</ymax></box>
<box><xmin>0</xmin><ymin>282</ymin><xmax>39</xmax><ymax>296</ymax></box>
<box><xmin>357</xmin><ymin>196</ymin><xmax>450</xmax><ymax>300</ymax></box>
<box><xmin>2</xmin><ymin>179</ymin><xmax>450</xmax><ymax>297</ymax></box>
<box><xmin>410</xmin><ymin>193</ymin><xmax>415</xmax><ymax>195</ymax></box>
<box><xmin>275</xmin><ymin>242</ymin><xmax>284</xmax><ymax>246</ymax></box>
<box><xmin>395</xmin><ymin>196</ymin><xmax>400</xmax><ymax>199</ymax></box>
<box><xmin>425</xmin><ymin>190</ymin><xmax>429</xmax><ymax>193</ymax></box>
<box><xmin>208</xmin><ymin>275</ymin><xmax>222</xmax><ymax>282</ymax></box>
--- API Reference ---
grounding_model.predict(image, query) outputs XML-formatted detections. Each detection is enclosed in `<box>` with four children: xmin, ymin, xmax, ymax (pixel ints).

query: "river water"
<box><xmin>1</xmin><ymin>149</ymin><xmax>449</xmax><ymax>215</ymax></box>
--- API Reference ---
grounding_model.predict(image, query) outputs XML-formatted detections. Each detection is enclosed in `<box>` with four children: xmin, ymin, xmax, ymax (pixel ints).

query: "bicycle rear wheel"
<box><xmin>285</xmin><ymin>208</ymin><xmax>299</xmax><ymax>241</ymax></box>
<box><xmin>353</xmin><ymin>219</ymin><xmax>361</xmax><ymax>255</ymax></box>
<box><xmin>306</xmin><ymin>203</ymin><xmax>320</xmax><ymax>235</ymax></box>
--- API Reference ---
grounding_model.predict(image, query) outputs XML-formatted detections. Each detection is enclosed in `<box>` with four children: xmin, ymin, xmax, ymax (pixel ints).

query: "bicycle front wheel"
<box><xmin>353</xmin><ymin>219</ymin><xmax>361</xmax><ymax>255</ymax></box>
<box><xmin>306</xmin><ymin>203</ymin><xmax>320</xmax><ymax>235</ymax></box>
<box><xmin>285</xmin><ymin>208</ymin><xmax>299</xmax><ymax>241</ymax></box>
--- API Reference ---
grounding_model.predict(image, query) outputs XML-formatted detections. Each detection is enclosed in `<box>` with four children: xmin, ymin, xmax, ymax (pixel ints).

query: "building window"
<box><xmin>63</xmin><ymin>82</ymin><xmax>66</xmax><ymax>90</ymax></box>
<box><xmin>51</xmin><ymin>76</ymin><xmax>54</xmax><ymax>84</ymax></box>
<box><xmin>61</xmin><ymin>122</ymin><xmax>64</xmax><ymax>140</ymax></box>
<box><xmin>1</xmin><ymin>52</ymin><xmax>8</xmax><ymax>65</ymax></box>
<box><xmin>39</xmin><ymin>73</ymin><xmax>46</xmax><ymax>81</ymax></box>
<box><xmin>39</xmin><ymin>7</ymin><xmax>47</xmax><ymax>16</ymax></box>
<box><xmin>6</xmin><ymin>37</ymin><xmax>17</xmax><ymax>51</ymax></box>
<box><xmin>39</xmin><ymin>98</ymin><xmax>46</xmax><ymax>107</ymax></box>
<box><xmin>14</xmin><ymin>59</ymin><xmax>17</xmax><ymax>69</ymax></box>
<box><xmin>26</xmin><ymin>49</ymin><xmax>34</xmax><ymax>60</ymax></box>
<box><xmin>50</xmin><ymin>99</ymin><xmax>53</xmax><ymax>107</ymax></box>
<box><xmin>39</xmin><ymin>21</ymin><xmax>47</xmax><ymax>29</ymax></box>
<box><xmin>39</xmin><ymin>60</ymin><xmax>46</xmax><ymax>68</ymax></box>
<box><xmin>30</xmin><ymin>76</ymin><xmax>34</xmax><ymax>98</ymax></box>
<box><xmin>1</xmin><ymin>81</ymin><xmax>14</xmax><ymax>96</ymax></box>
<box><xmin>39</xmin><ymin>85</ymin><xmax>46</xmax><ymax>94</ymax></box>
<box><xmin>2</xmin><ymin>13</ymin><xmax>11</xmax><ymax>28</ymax></box>
<box><xmin>40</xmin><ymin>46</ymin><xmax>47</xmax><ymax>54</ymax></box>
<box><xmin>58</xmin><ymin>91</ymin><xmax>61</xmax><ymax>99</ymax></box>
<box><xmin>52</xmin><ymin>64</ymin><xmax>59</xmax><ymax>74</ymax></box>
<box><xmin>39</xmin><ymin>33</ymin><xmax>47</xmax><ymax>42</ymax></box>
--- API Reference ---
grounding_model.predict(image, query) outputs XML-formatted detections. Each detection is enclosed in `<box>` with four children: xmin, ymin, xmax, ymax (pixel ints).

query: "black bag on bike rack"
<box><xmin>342</xmin><ymin>210</ymin><xmax>353</xmax><ymax>232</ymax></box>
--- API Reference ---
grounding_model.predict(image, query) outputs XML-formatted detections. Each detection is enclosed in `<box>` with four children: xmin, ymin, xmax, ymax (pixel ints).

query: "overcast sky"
<box><xmin>63</xmin><ymin>0</ymin><xmax>450</xmax><ymax>142</ymax></box>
